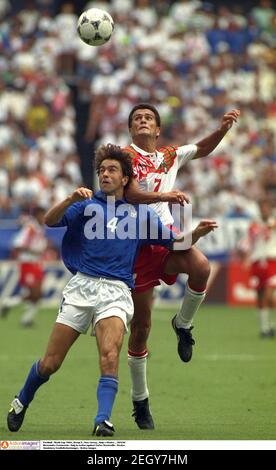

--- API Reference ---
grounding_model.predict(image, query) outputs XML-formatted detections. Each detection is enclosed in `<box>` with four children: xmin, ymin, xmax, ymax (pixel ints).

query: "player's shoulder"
<box><xmin>71</xmin><ymin>200</ymin><xmax>87</xmax><ymax>209</ymax></box>
<box><xmin>157</xmin><ymin>144</ymin><xmax>179</xmax><ymax>153</ymax></box>
<box><xmin>123</xmin><ymin>145</ymin><xmax>138</xmax><ymax>158</ymax></box>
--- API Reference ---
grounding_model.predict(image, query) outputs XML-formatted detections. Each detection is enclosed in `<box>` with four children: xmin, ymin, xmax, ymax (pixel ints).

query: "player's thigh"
<box><xmin>132</xmin><ymin>288</ymin><xmax>154</xmax><ymax>323</ymax></box>
<box><xmin>164</xmin><ymin>245</ymin><xmax>209</xmax><ymax>276</ymax></box>
<box><xmin>42</xmin><ymin>323</ymin><xmax>80</xmax><ymax>363</ymax></box>
<box><xmin>95</xmin><ymin>316</ymin><xmax>125</xmax><ymax>355</ymax></box>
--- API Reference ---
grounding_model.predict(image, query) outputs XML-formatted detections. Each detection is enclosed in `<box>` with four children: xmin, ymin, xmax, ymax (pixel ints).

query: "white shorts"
<box><xmin>56</xmin><ymin>272</ymin><xmax>134</xmax><ymax>335</ymax></box>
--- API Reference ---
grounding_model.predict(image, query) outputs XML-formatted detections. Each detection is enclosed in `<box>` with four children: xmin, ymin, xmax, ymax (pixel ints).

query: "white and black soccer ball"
<box><xmin>77</xmin><ymin>8</ymin><xmax>114</xmax><ymax>46</ymax></box>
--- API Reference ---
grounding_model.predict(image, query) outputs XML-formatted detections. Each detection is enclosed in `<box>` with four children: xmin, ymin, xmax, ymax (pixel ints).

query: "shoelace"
<box><xmin>178</xmin><ymin>326</ymin><xmax>195</xmax><ymax>345</ymax></box>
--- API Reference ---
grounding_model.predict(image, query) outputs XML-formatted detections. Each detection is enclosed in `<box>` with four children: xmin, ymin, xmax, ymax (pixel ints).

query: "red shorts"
<box><xmin>19</xmin><ymin>262</ymin><xmax>44</xmax><ymax>289</ymax></box>
<box><xmin>250</xmin><ymin>259</ymin><xmax>276</xmax><ymax>290</ymax></box>
<box><xmin>133</xmin><ymin>244</ymin><xmax>177</xmax><ymax>293</ymax></box>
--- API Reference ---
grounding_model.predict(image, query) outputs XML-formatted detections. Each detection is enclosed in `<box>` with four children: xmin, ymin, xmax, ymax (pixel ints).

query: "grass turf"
<box><xmin>1</xmin><ymin>305</ymin><xmax>276</xmax><ymax>440</ymax></box>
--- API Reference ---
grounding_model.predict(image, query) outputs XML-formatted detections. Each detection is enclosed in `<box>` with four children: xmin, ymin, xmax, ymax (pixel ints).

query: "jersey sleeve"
<box><xmin>176</xmin><ymin>144</ymin><xmax>198</xmax><ymax>168</ymax></box>
<box><xmin>53</xmin><ymin>202</ymin><xmax>84</xmax><ymax>228</ymax></box>
<box><xmin>53</xmin><ymin>202</ymin><xmax>85</xmax><ymax>275</ymax></box>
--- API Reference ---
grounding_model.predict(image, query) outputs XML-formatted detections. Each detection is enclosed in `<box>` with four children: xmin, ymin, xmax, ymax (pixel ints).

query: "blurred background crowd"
<box><xmin>0</xmin><ymin>0</ymin><xmax>275</xmax><ymax>225</ymax></box>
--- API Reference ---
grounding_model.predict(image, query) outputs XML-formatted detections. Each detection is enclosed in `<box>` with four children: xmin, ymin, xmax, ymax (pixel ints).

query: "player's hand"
<box><xmin>220</xmin><ymin>109</ymin><xmax>240</xmax><ymax>132</ymax></box>
<box><xmin>192</xmin><ymin>220</ymin><xmax>218</xmax><ymax>244</ymax></box>
<box><xmin>70</xmin><ymin>187</ymin><xmax>93</xmax><ymax>202</ymax></box>
<box><xmin>160</xmin><ymin>190</ymin><xmax>190</xmax><ymax>205</ymax></box>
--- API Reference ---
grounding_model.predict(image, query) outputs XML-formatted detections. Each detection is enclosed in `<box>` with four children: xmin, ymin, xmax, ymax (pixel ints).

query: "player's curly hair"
<box><xmin>95</xmin><ymin>144</ymin><xmax>134</xmax><ymax>188</ymax></box>
<box><xmin>128</xmin><ymin>103</ymin><xmax>161</xmax><ymax>128</ymax></box>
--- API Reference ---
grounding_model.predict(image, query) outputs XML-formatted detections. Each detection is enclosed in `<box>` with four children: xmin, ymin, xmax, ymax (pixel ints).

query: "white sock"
<box><xmin>258</xmin><ymin>309</ymin><xmax>270</xmax><ymax>333</ymax></box>
<box><xmin>21</xmin><ymin>302</ymin><xmax>39</xmax><ymax>325</ymax></box>
<box><xmin>128</xmin><ymin>352</ymin><xmax>149</xmax><ymax>402</ymax></box>
<box><xmin>175</xmin><ymin>284</ymin><xmax>206</xmax><ymax>329</ymax></box>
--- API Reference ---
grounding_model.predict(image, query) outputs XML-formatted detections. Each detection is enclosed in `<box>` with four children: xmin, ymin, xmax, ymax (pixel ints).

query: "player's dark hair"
<box><xmin>128</xmin><ymin>103</ymin><xmax>161</xmax><ymax>128</ymax></box>
<box><xmin>95</xmin><ymin>144</ymin><xmax>133</xmax><ymax>188</ymax></box>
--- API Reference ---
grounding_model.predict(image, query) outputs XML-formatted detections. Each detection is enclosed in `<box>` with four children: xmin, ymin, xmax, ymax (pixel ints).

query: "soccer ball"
<box><xmin>77</xmin><ymin>8</ymin><xmax>114</xmax><ymax>46</ymax></box>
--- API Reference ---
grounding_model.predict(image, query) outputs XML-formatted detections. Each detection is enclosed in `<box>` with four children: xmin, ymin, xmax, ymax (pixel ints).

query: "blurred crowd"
<box><xmin>0</xmin><ymin>0</ymin><xmax>275</xmax><ymax>223</ymax></box>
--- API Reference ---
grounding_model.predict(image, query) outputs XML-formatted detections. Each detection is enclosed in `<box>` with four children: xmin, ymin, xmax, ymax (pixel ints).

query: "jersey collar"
<box><xmin>131</xmin><ymin>143</ymin><xmax>164</xmax><ymax>169</ymax></box>
<box><xmin>94</xmin><ymin>190</ymin><xmax>126</xmax><ymax>204</ymax></box>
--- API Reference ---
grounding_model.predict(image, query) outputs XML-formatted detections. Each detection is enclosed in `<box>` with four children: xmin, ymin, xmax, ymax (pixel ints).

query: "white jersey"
<box><xmin>239</xmin><ymin>219</ymin><xmax>276</xmax><ymax>262</ymax></box>
<box><xmin>13</xmin><ymin>217</ymin><xmax>48</xmax><ymax>262</ymax></box>
<box><xmin>125</xmin><ymin>142</ymin><xmax>197</xmax><ymax>225</ymax></box>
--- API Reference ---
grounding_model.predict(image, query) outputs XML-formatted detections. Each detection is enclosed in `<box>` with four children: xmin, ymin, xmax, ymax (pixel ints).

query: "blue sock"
<box><xmin>18</xmin><ymin>360</ymin><xmax>49</xmax><ymax>407</ymax></box>
<box><xmin>94</xmin><ymin>375</ymin><xmax>118</xmax><ymax>426</ymax></box>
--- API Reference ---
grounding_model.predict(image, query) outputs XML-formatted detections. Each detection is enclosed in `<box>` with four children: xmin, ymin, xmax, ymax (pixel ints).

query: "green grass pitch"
<box><xmin>1</xmin><ymin>305</ymin><xmax>276</xmax><ymax>440</ymax></box>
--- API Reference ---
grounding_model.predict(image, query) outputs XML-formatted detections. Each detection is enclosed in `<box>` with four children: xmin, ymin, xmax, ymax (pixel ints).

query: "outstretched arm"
<box><xmin>125</xmin><ymin>178</ymin><xmax>190</xmax><ymax>205</ymax></box>
<box><xmin>191</xmin><ymin>219</ymin><xmax>218</xmax><ymax>244</ymax></box>
<box><xmin>44</xmin><ymin>187</ymin><xmax>92</xmax><ymax>226</ymax></box>
<box><xmin>193</xmin><ymin>109</ymin><xmax>240</xmax><ymax>159</ymax></box>
<box><xmin>172</xmin><ymin>220</ymin><xmax>218</xmax><ymax>250</ymax></box>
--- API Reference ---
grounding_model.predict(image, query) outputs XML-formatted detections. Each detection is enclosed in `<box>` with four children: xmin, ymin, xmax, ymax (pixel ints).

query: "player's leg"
<box><xmin>93</xmin><ymin>316</ymin><xmax>125</xmax><ymax>436</ymax></box>
<box><xmin>259</xmin><ymin>286</ymin><xmax>275</xmax><ymax>337</ymax></box>
<box><xmin>0</xmin><ymin>263</ymin><xmax>27</xmax><ymax>318</ymax></box>
<box><xmin>265</xmin><ymin>265</ymin><xmax>276</xmax><ymax>336</ymax></box>
<box><xmin>256</xmin><ymin>288</ymin><xmax>270</xmax><ymax>337</ymax></box>
<box><xmin>20</xmin><ymin>263</ymin><xmax>44</xmax><ymax>327</ymax></box>
<box><xmin>128</xmin><ymin>288</ymin><xmax>155</xmax><ymax>430</ymax></box>
<box><xmin>250</xmin><ymin>261</ymin><xmax>275</xmax><ymax>337</ymax></box>
<box><xmin>39</xmin><ymin>323</ymin><xmax>80</xmax><ymax>375</ymax></box>
<box><xmin>7</xmin><ymin>323</ymin><xmax>80</xmax><ymax>432</ymax></box>
<box><xmin>266</xmin><ymin>286</ymin><xmax>276</xmax><ymax>336</ymax></box>
<box><xmin>164</xmin><ymin>246</ymin><xmax>210</xmax><ymax>362</ymax></box>
<box><xmin>0</xmin><ymin>296</ymin><xmax>22</xmax><ymax>318</ymax></box>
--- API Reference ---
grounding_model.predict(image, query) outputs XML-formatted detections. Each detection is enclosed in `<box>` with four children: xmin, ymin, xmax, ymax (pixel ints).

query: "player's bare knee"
<box><xmin>131</xmin><ymin>318</ymin><xmax>151</xmax><ymax>338</ymax></box>
<box><xmin>199</xmin><ymin>257</ymin><xmax>211</xmax><ymax>282</ymax></box>
<box><xmin>100</xmin><ymin>350</ymin><xmax>119</xmax><ymax>375</ymax></box>
<box><xmin>131</xmin><ymin>308</ymin><xmax>151</xmax><ymax>329</ymax></box>
<box><xmin>190</xmin><ymin>256</ymin><xmax>210</xmax><ymax>284</ymax></box>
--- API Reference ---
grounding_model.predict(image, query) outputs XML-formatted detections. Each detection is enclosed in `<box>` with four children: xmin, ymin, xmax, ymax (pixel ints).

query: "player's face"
<box><xmin>98</xmin><ymin>159</ymin><xmax>128</xmax><ymax>197</ymax></box>
<box><xmin>129</xmin><ymin>109</ymin><xmax>160</xmax><ymax>140</ymax></box>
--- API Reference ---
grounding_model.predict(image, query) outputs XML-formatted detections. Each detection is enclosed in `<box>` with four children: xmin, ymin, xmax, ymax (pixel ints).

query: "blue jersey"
<box><xmin>54</xmin><ymin>191</ymin><xmax>176</xmax><ymax>288</ymax></box>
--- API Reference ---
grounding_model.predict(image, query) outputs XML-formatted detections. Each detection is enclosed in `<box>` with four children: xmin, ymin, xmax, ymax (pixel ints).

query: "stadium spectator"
<box><xmin>252</xmin><ymin>0</ymin><xmax>275</xmax><ymax>32</ymax></box>
<box><xmin>238</xmin><ymin>198</ymin><xmax>276</xmax><ymax>338</ymax></box>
